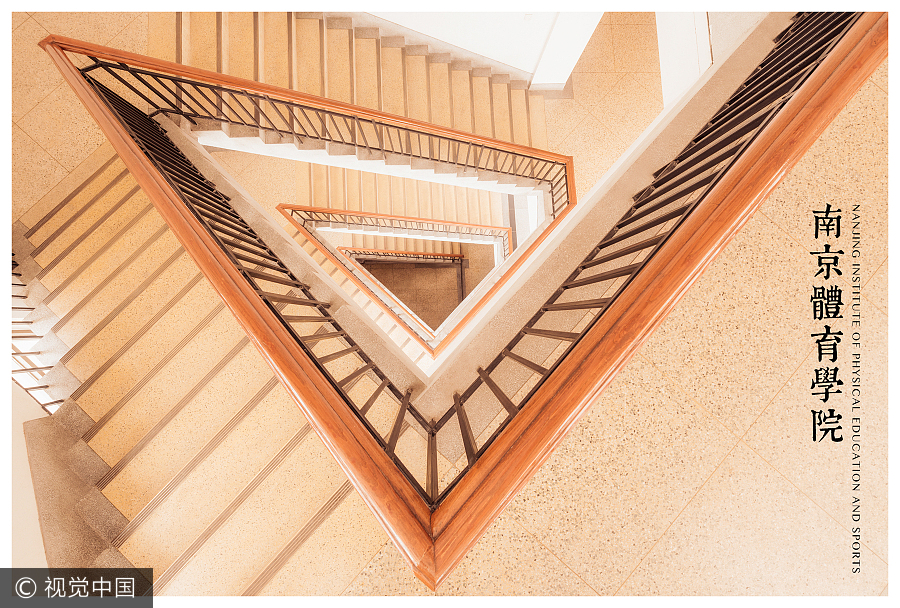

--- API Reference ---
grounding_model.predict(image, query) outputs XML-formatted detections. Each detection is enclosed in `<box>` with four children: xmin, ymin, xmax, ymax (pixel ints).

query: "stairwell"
<box><xmin>11</xmin><ymin>9</ymin><xmax>855</xmax><ymax>595</ymax></box>
<box><xmin>11</xmin><ymin>11</ymin><xmax>568</xmax><ymax>593</ymax></box>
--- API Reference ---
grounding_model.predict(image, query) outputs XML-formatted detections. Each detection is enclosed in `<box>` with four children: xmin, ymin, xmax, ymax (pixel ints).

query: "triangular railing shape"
<box><xmin>40</xmin><ymin>11</ymin><xmax>886</xmax><ymax>590</ymax></box>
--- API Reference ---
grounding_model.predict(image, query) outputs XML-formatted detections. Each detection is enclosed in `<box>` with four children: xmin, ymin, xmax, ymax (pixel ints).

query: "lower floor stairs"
<box><xmin>13</xmin><ymin>143</ymin><xmax>403</xmax><ymax>595</ymax></box>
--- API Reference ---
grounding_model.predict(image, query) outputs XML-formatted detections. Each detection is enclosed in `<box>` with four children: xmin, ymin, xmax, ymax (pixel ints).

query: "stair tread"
<box><xmin>160</xmin><ymin>431</ymin><xmax>347</xmax><ymax>595</ymax></box>
<box><xmin>100</xmin><ymin>341</ymin><xmax>276</xmax><ymax>519</ymax></box>
<box><xmin>119</xmin><ymin>382</ymin><xmax>307</xmax><ymax>578</ymax></box>
<box><xmin>51</xmin><ymin>230</ymin><xmax>183</xmax><ymax>348</ymax></box>
<box><xmin>44</xmin><ymin>198</ymin><xmax>165</xmax><ymax>315</ymax></box>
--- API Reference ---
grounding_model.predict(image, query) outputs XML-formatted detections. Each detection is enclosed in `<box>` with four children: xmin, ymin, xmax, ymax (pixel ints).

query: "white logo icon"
<box><xmin>15</xmin><ymin>577</ymin><xmax>37</xmax><ymax>598</ymax></box>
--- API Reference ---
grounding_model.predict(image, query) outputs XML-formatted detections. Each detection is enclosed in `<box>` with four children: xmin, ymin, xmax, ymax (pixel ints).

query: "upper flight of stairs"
<box><xmin>177</xmin><ymin>11</ymin><xmax>548</xmax><ymax>257</ymax></box>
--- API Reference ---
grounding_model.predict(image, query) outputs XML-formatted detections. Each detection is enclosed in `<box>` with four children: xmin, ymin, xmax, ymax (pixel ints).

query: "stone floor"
<box><xmin>10</xmin><ymin>12</ymin><xmax>888</xmax><ymax>595</ymax></box>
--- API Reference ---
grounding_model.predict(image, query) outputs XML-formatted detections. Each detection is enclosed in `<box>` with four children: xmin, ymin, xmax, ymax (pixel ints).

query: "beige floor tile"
<box><xmin>209</xmin><ymin>148</ymin><xmax>256</xmax><ymax>179</ymax></box>
<box><xmin>146</xmin><ymin>12</ymin><xmax>176</xmax><ymax>63</ymax></box>
<box><xmin>437</xmin><ymin>511</ymin><xmax>595</xmax><ymax>595</ymax></box>
<box><xmin>161</xmin><ymin>434</ymin><xmax>347</xmax><ymax>595</ymax></box>
<box><xmin>507</xmin><ymin>353</ymin><xmax>736</xmax><ymax>594</ymax></box>
<box><xmin>543</xmin><ymin>97</ymin><xmax>589</xmax><ymax>151</ymax></box>
<box><xmin>13</xmin><ymin>12</ymin><xmax>29</xmax><ymax>30</ymax></box>
<box><xmin>572</xmin><ymin>21</ymin><xmax>614</xmax><ymax>73</ymax></box>
<box><xmin>30</xmin><ymin>12</ymin><xmax>139</xmax><ymax>47</ymax></box>
<box><xmin>744</xmin><ymin>303</ymin><xmax>888</xmax><ymax>560</ymax></box>
<box><xmin>612</xmin><ymin>23</ymin><xmax>660</xmax><ymax>73</ymax></box>
<box><xmin>571</xmin><ymin>72</ymin><xmax>626</xmax><ymax>115</ymax></box>
<box><xmin>618</xmin><ymin>442</ymin><xmax>888</xmax><ymax>594</ymax></box>
<box><xmin>342</xmin><ymin>541</ymin><xmax>432</xmax><ymax>596</ymax></box>
<box><xmin>17</xmin><ymin>83</ymin><xmax>108</xmax><ymax>172</ymax></box>
<box><xmin>555</xmin><ymin>113</ymin><xmax>627</xmax><ymax>199</ymax></box>
<box><xmin>12</xmin><ymin>17</ymin><xmax>61</xmax><ymax>123</ymax></box>
<box><xmin>759</xmin><ymin>78</ymin><xmax>887</xmax><ymax>286</ymax></box>
<box><xmin>639</xmin><ymin>210</ymin><xmax>814</xmax><ymax>435</ymax></box>
<box><xmin>865</xmin><ymin>257</ymin><xmax>887</xmax><ymax>316</ymax></box>
<box><xmin>609</xmin><ymin>12</ymin><xmax>657</xmax><ymax>25</ymax></box>
<box><xmin>11</xmin><ymin>123</ymin><xmax>68</xmax><ymax>222</ymax></box>
<box><xmin>590</xmin><ymin>72</ymin><xmax>663</xmax><ymax>147</ymax></box>
<box><xmin>107</xmin><ymin>12</ymin><xmax>148</xmax><ymax>56</ymax></box>
<box><xmin>870</xmin><ymin>57</ymin><xmax>887</xmax><ymax>94</ymax></box>
<box><xmin>259</xmin><ymin>491</ymin><xmax>389</xmax><ymax>595</ymax></box>
<box><xmin>101</xmin><ymin>342</ymin><xmax>275</xmax><ymax>519</ymax></box>
<box><xmin>120</xmin><ymin>384</ymin><xmax>307</xmax><ymax>575</ymax></box>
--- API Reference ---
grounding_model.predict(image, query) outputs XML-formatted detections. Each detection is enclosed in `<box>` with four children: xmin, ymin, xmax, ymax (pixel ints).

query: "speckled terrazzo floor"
<box><xmin>11</xmin><ymin>12</ymin><xmax>888</xmax><ymax>596</ymax></box>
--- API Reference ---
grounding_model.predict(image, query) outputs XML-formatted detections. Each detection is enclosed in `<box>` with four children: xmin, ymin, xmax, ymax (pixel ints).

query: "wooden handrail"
<box><xmin>40</xmin><ymin>11</ymin><xmax>886</xmax><ymax>590</ymax></box>
<box><xmin>428</xmin><ymin>11</ymin><xmax>887</xmax><ymax>588</ymax></box>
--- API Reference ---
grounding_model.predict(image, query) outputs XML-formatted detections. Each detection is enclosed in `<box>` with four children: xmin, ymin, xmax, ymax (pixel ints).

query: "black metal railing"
<box><xmin>72</xmin><ymin>54</ymin><xmax>571</xmax><ymax>218</ymax></box>
<box><xmin>73</xmin><ymin>11</ymin><xmax>858</xmax><ymax>507</ymax></box>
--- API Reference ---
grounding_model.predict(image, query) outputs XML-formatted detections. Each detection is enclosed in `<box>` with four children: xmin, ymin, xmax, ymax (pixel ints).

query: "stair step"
<box><xmin>38</xmin><ymin>187</ymin><xmax>147</xmax><ymax>294</ymax></box>
<box><xmin>52</xmin><ymin>233</ymin><xmax>186</xmax><ymax>351</ymax></box>
<box><xmin>227</xmin><ymin>12</ymin><xmax>255</xmax><ymax>81</ymax></box>
<box><xmin>99</xmin><ymin>340</ymin><xmax>276</xmax><ymax>520</ymax></box>
<box><xmin>490</xmin><ymin>77</ymin><xmax>512</xmax><ymax>142</ymax></box>
<box><xmin>159</xmin><ymin>430</ymin><xmax>348</xmax><ymax>595</ymax></box>
<box><xmin>65</xmin><ymin>274</ymin><xmax>220</xmax><ymax>397</ymax></box>
<box><xmin>187</xmin><ymin>12</ymin><xmax>218</xmax><ymax>73</ymax></box>
<box><xmin>78</xmin><ymin>299</ymin><xmax>246</xmax><ymax>439</ymax></box>
<box><xmin>28</xmin><ymin>159</ymin><xmax>129</xmax><ymax>257</ymax></box>
<box><xmin>45</xmin><ymin>211</ymin><xmax>168</xmax><ymax>323</ymax></box>
<box><xmin>118</xmin><ymin>381</ymin><xmax>307</xmax><ymax>577</ymax></box>
<box><xmin>471</xmin><ymin>71</ymin><xmax>493</xmax><ymax>138</ymax></box>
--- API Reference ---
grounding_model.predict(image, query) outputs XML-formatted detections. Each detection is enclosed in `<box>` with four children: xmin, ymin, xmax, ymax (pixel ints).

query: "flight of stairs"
<box><xmin>178</xmin><ymin>11</ymin><xmax>549</xmax><ymax>258</ymax></box>
<box><xmin>13</xmin><ymin>11</ymin><xmax>577</xmax><ymax>594</ymax></box>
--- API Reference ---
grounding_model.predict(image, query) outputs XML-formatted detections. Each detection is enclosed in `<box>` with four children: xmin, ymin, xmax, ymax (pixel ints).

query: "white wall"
<box><xmin>656</xmin><ymin>12</ymin><xmax>713</xmax><ymax>108</ymax></box>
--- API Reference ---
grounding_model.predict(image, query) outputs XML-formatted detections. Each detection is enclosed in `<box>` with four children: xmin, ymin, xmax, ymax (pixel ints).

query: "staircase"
<box><xmin>17</xmin><ymin>8</ymin><xmax>875</xmax><ymax>595</ymax></box>
<box><xmin>13</xmin><ymin>10</ymin><xmax>559</xmax><ymax>592</ymax></box>
<box><xmin>179</xmin><ymin>11</ymin><xmax>550</xmax><ymax>257</ymax></box>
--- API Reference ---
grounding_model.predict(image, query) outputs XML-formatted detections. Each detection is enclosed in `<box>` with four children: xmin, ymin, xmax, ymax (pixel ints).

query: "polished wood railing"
<box><xmin>41</xmin><ymin>10</ymin><xmax>886</xmax><ymax>589</ymax></box>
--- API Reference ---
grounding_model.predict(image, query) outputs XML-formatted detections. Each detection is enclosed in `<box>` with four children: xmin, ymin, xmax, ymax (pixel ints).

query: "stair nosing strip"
<box><xmin>30</xmin><ymin>168</ymin><xmax>130</xmax><ymax>258</ymax></box>
<box><xmin>37</xmin><ymin>184</ymin><xmax>141</xmax><ymax>280</ymax></box>
<box><xmin>242</xmin><ymin>481</ymin><xmax>354</xmax><ymax>596</ymax></box>
<box><xmin>95</xmin><ymin>336</ymin><xmax>252</xmax><ymax>490</ymax></box>
<box><xmin>151</xmin><ymin>424</ymin><xmax>312</xmax><ymax>596</ymax></box>
<box><xmin>113</xmin><ymin>376</ymin><xmax>280</xmax><ymax>547</ymax></box>
<box><xmin>78</xmin><ymin>301</ymin><xmax>226</xmax><ymax>436</ymax></box>
<box><xmin>71</xmin><ymin>270</ymin><xmax>204</xmax><ymax>413</ymax></box>
<box><xmin>24</xmin><ymin>154</ymin><xmax>119</xmax><ymax>239</ymax></box>
<box><xmin>58</xmin><ymin>246</ymin><xmax>185</xmax><ymax>365</ymax></box>
<box><xmin>52</xmin><ymin>223</ymin><xmax>169</xmax><ymax>334</ymax></box>
<box><xmin>44</xmin><ymin>202</ymin><xmax>154</xmax><ymax>305</ymax></box>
